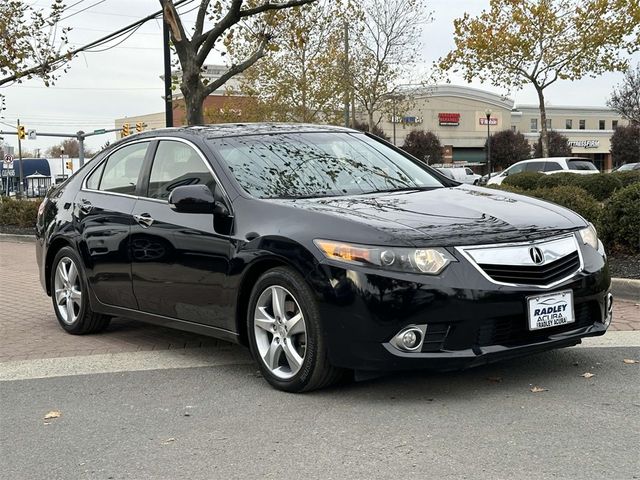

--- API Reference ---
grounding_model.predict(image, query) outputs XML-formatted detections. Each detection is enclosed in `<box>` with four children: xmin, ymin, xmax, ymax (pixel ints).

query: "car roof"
<box><xmin>129</xmin><ymin>123</ymin><xmax>358</xmax><ymax>141</ymax></box>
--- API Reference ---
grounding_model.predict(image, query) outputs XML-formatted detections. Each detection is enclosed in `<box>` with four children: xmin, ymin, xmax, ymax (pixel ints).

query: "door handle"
<box><xmin>78</xmin><ymin>199</ymin><xmax>93</xmax><ymax>214</ymax></box>
<box><xmin>133</xmin><ymin>213</ymin><xmax>154</xmax><ymax>228</ymax></box>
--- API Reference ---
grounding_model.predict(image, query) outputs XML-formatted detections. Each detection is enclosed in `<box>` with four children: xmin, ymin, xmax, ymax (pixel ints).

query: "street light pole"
<box><xmin>485</xmin><ymin>109</ymin><xmax>492</xmax><ymax>176</ymax></box>
<box><xmin>60</xmin><ymin>146</ymin><xmax>65</xmax><ymax>183</ymax></box>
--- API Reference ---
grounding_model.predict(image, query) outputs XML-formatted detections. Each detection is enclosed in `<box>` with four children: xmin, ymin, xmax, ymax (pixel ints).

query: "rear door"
<box><xmin>76</xmin><ymin>141</ymin><xmax>150</xmax><ymax>309</ymax></box>
<box><xmin>130</xmin><ymin>139</ymin><xmax>234</xmax><ymax>330</ymax></box>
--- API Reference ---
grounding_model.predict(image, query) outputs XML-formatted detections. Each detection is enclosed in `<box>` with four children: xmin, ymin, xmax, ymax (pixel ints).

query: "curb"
<box><xmin>611</xmin><ymin>278</ymin><xmax>640</xmax><ymax>302</ymax></box>
<box><xmin>0</xmin><ymin>233</ymin><xmax>36</xmax><ymax>243</ymax></box>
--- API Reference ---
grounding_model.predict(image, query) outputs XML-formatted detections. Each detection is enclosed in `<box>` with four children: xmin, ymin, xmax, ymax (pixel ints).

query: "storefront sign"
<box><xmin>1</xmin><ymin>169</ymin><xmax>16</xmax><ymax>177</ymax></box>
<box><xmin>439</xmin><ymin>113</ymin><xmax>460</xmax><ymax>126</ymax></box>
<box><xmin>568</xmin><ymin>140</ymin><xmax>600</xmax><ymax>148</ymax></box>
<box><xmin>479</xmin><ymin>117</ymin><xmax>498</xmax><ymax>126</ymax></box>
<box><xmin>391</xmin><ymin>115</ymin><xmax>424</xmax><ymax>124</ymax></box>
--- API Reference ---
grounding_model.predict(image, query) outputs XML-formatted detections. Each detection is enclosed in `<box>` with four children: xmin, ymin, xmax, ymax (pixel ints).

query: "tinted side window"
<box><xmin>568</xmin><ymin>160</ymin><xmax>598</xmax><ymax>171</ymax></box>
<box><xmin>85</xmin><ymin>161</ymin><xmax>105</xmax><ymax>190</ymax></box>
<box><xmin>544</xmin><ymin>162</ymin><xmax>563</xmax><ymax>172</ymax></box>
<box><xmin>524</xmin><ymin>162</ymin><xmax>545</xmax><ymax>172</ymax></box>
<box><xmin>99</xmin><ymin>143</ymin><xmax>148</xmax><ymax>195</ymax></box>
<box><xmin>147</xmin><ymin>141</ymin><xmax>215</xmax><ymax>201</ymax></box>
<box><xmin>508</xmin><ymin>163</ymin><xmax>526</xmax><ymax>175</ymax></box>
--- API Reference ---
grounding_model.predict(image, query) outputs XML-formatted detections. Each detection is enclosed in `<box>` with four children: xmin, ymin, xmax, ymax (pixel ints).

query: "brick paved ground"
<box><xmin>0</xmin><ymin>240</ymin><xmax>638</xmax><ymax>362</ymax></box>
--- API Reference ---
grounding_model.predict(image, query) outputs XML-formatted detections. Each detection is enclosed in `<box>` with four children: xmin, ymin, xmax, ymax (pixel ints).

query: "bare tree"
<box><xmin>349</xmin><ymin>0</ymin><xmax>431</xmax><ymax>131</ymax></box>
<box><xmin>159</xmin><ymin>0</ymin><xmax>316</xmax><ymax>125</ymax></box>
<box><xmin>608</xmin><ymin>64</ymin><xmax>640</xmax><ymax>125</ymax></box>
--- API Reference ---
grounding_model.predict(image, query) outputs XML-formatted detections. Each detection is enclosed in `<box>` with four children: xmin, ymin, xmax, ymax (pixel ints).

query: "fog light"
<box><xmin>402</xmin><ymin>330</ymin><xmax>418</xmax><ymax>349</ymax></box>
<box><xmin>390</xmin><ymin>326</ymin><xmax>424</xmax><ymax>352</ymax></box>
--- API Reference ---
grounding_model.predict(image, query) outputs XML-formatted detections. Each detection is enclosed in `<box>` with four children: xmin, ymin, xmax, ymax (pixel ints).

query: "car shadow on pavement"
<box><xmin>304</xmin><ymin>346</ymin><xmax>635</xmax><ymax>401</ymax></box>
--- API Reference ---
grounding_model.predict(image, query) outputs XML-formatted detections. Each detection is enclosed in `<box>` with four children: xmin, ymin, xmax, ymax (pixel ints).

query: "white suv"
<box><xmin>487</xmin><ymin>157</ymin><xmax>599</xmax><ymax>186</ymax></box>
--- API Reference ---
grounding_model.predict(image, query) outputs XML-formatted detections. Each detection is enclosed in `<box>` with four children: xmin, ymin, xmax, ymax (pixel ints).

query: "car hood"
<box><xmin>275</xmin><ymin>186</ymin><xmax>587</xmax><ymax>246</ymax></box>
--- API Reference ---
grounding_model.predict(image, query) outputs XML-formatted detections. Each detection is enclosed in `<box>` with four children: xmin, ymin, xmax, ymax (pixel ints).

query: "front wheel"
<box><xmin>51</xmin><ymin>247</ymin><xmax>111</xmax><ymax>334</ymax></box>
<box><xmin>247</xmin><ymin>267</ymin><xmax>344</xmax><ymax>392</ymax></box>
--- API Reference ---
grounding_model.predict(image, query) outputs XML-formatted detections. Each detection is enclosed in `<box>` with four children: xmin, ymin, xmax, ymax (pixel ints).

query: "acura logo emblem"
<box><xmin>529</xmin><ymin>246</ymin><xmax>544</xmax><ymax>265</ymax></box>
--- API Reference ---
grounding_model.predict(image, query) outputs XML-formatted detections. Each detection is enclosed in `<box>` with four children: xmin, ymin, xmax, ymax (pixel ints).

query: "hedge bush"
<box><xmin>0</xmin><ymin>198</ymin><xmax>41</xmax><ymax>228</ymax></box>
<box><xmin>502</xmin><ymin>172</ymin><xmax>544</xmax><ymax>190</ymax></box>
<box><xmin>535</xmin><ymin>172</ymin><xmax>584</xmax><ymax>189</ymax></box>
<box><xmin>506</xmin><ymin>172</ymin><xmax>625</xmax><ymax>201</ymax></box>
<box><xmin>579</xmin><ymin>174</ymin><xmax>623</xmax><ymax>201</ymax></box>
<box><xmin>600</xmin><ymin>183</ymin><xmax>640</xmax><ymax>254</ymax></box>
<box><xmin>611</xmin><ymin>170</ymin><xmax>640</xmax><ymax>188</ymax></box>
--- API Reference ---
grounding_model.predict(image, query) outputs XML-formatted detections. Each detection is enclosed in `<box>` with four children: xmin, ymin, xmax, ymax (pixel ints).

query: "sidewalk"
<box><xmin>1</xmin><ymin>240</ymin><xmax>638</xmax><ymax>362</ymax></box>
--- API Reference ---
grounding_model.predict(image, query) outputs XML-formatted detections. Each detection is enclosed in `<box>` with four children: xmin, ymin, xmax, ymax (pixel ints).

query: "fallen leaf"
<box><xmin>44</xmin><ymin>411</ymin><xmax>61</xmax><ymax>420</ymax></box>
<box><xmin>487</xmin><ymin>376</ymin><xmax>503</xmax><ymax>383</ymax></box>
<box><xmin>530</xmin><ymin>386</ymin><xmax>548</xmax><ymax>393</ymax></box>
<box><xmin>581</xmin><ymin>372</ymin><xmax>595</xmax><ymax>378</ymax></box>
<box><xmin>623</xmin><ymin>359</ymin><xmax>638</xmax><ymax>364</ymax></box>
<box><xmin>162</xmin><ymin>438</ymin><xmax>175</xmax><ymax>445</ymax></box>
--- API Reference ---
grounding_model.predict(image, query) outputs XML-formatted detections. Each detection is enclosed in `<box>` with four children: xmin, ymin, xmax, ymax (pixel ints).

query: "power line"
<box><xmin>58</xmin><ymin>0</ymin><xmax>107</xmax><ymax>22</ymax></box>
<box><xmin>0</xmin><ymin>0</ymin><xmax>192</xmax><ymax>86</ymax></box>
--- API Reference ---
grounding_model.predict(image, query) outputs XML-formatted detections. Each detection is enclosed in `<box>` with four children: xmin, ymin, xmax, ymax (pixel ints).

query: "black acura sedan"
<box><xmin>36</xmin><ymin>124</ymin><xmax>613</xmax><ymax>392</ymax></box>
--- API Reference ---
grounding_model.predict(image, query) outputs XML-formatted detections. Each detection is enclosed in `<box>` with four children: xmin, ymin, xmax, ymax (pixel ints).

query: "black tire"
<box><xmin>50</xmin><ymin>246</ymin><xmax>111</xmax><ymax>334</ymax></box>
<box><xmin>247</xmin><ymin>267</ymin><xmax>344</xmax><ymax>392</ymax></box>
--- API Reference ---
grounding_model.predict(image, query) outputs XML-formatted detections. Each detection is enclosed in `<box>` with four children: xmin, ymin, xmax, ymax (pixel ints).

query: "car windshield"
<box><xmin>567</xmin><ymin>159</ymin><xmax>598</xmax><ymax>171</ymax></box>
<box><xmin>209</xmin><ymin>132</ymin><xmax>444</xmax><ymax>199</ymax></box>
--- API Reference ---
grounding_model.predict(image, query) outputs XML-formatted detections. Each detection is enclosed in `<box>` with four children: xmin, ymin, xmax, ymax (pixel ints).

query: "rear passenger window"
<box><xmin>544</xmin><ymin>162</ymin><xmax>562</xmax><ymax>172</ymax></box>
<box><xmin>85</xmin><ymin>161</ymin><xmax>105</xmax><ymax>190</ymax></box>
<box><xmin>147</xmin><ymin>141</ymin><xmax>215</xmax><ymax>201</ymax></box>
<box><xmin>99</xmin><ymin>143</ymin><xmax>148</xmax><ymax>195</ymax></box>
<box><xmin>525</xmin><ymin>162</ymin><xmax>545</xmax><ymax>172</ymax></box>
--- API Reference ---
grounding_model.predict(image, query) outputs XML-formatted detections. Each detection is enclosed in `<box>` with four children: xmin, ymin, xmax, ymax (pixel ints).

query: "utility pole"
<box><xmin>343</xmin><ymin>22</ymin><xmax>350</xmax><ymax>128</ymax></box>
<box><xmin>77</xmin><ymin>131</ymin><xmax>85</xmax><ymax>167</ymax></box>
<box><xmin>163</xmin><ymin>8</ymin><xmax>174</xmax><ymax>128</ymax></box>
<box><xmin>60</xmin><ymin>146</ymin><xmax>65</xmax><ymax>183</ymax></box>
<box><xmin>16</xmin><ymin>119</ymin><xmax>24</xmax><ymax>197</ymax></box>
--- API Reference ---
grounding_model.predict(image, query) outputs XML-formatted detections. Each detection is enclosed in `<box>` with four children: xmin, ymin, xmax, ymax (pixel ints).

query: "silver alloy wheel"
<box><xmin>53</xmin><ymin>257</ymin><xmax>82</xmax><ymax>325</ymax></box>
<box><xmin>253</xmin><ymin>285</ymin><xmax>307</xmax><ymax>379</ymax></box>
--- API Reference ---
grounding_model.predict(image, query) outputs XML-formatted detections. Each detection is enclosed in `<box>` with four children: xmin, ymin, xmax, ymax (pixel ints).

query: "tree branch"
<box><xmin>239</xmin><ymin>0</ymin><xmax>316</xmax><ymax>18</ymax></box>
<box><xmin>201</xmin><ymin>37</ymin><xmax>269</xmax><ymax>97</ymax></box>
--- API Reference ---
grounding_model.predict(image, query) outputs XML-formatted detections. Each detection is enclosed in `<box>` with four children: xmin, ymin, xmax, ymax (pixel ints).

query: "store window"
<box><xmin>579</xmin><ymin>120</ymin><xmax>586</xmax><ymax>130</ymax></box>
<box><xmin>546</xmin><ymin>119</ymin><xmax>552</xmax><ymax>129</ymax></box>
<box><xmin>599</xmin><ymin>120</ymin><xmax>606</xmax><ymax>130</ymax></box>
<box><xmin>530</xmin><ymin>118</ymin><xmax>538</xmax><ymax>132</ymax></box>
<box><xmin>612</xmin><ymin>120</ymin><xmax>618</xmax><ymax>129</ymax></box>
<box><xmin>565</xmin><ymin>119</ymin><xmax>572</xmax><ymax>129</ymax></box>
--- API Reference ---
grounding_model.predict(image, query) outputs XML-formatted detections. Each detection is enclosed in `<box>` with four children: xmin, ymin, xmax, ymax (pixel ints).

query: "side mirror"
<box><xmin>501</xmin><ymin>171</ymin><xmax>508</xmax><ymax>177</ymax></box>
<box><xmin>168</xmin><ymin>185</ymin><xmax>215</xmax><ymax>214</ymax></box>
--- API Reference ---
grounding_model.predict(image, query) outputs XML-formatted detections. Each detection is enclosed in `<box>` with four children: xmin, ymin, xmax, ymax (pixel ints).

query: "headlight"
<box><xmin>578</xmin><ymin>223</ymin><xmax>598</xmax><ymax>249</ymax></box>
<box><xmin>313</xmin><ymin>239</ymin><xmax>456</xmax><ymax>275</ymax></box>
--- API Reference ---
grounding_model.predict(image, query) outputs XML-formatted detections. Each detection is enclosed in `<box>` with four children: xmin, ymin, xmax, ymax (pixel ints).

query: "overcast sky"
<box><xmin>1</xmin><ymin>0</ymin><xmax>638</xmax><ymax>153</ymax></box>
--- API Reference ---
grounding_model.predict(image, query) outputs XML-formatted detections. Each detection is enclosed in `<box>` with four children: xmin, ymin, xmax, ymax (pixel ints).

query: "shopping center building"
<box><xmin>374</xmin><ymin>85</ymin><xmax>627</xmax><ymax>171</ymax></box>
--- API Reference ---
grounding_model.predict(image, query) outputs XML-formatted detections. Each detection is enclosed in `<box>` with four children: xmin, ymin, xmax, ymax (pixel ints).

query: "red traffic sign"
<box><xmin>3</xmin><ymin>154</ymin><xmax>13</xmax><ymax>164</ymax></box>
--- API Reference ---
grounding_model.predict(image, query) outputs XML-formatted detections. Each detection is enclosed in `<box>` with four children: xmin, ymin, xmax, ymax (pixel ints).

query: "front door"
<box><xmin>130</xmin><ymin>139</ymin><xmax>234</xmax><ymax>330</ymax></box>
<box><xmin>76</xmin><ymin>141</ymin><xmax>150</xmax><ymax>309</ymax></box>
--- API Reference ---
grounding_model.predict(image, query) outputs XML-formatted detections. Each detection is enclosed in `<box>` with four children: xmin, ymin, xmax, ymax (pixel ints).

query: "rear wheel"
<box><xmin>51</xmin><ymin>247</ymin><xmax>111</xmax><ymax>334</ymax></box>
<box><xmin>247</xmin><ymin>267</ymin><xmax>344</xmax><ymax>392</ymax></box>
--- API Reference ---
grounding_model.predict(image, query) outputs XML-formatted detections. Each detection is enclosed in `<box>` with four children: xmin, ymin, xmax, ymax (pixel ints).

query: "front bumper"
<box><xmin>309</xmin><ymin>241</ymin><xmax>611</xmax><ymax>372</ymax></box>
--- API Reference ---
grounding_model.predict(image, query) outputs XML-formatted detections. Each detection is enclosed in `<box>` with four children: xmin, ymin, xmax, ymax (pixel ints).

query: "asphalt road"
<box><xmin>1</xmin><ymin>344</ymin><xmax>639</xmax><ymax>480</ymax></box>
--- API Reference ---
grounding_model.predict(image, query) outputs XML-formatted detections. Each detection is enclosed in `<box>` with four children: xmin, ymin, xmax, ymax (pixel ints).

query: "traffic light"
<box><xmin>18</xmin><ymin>125</ymin><xmax>26</xmax><ymax>140</ymax></box>
<box><xmin>121</xmin><ymin>123</ymin><xmax>131</xmax><ymax>137</ymax></box>
<box><xmin>65</xmin><ymin>161</ymin><xmax>73</xmax><ymax>171</ymax></box>
<box><xmin>135</xmin><ymin>122</ymin><xmax>144</xmax><ymax>133</ymax></box>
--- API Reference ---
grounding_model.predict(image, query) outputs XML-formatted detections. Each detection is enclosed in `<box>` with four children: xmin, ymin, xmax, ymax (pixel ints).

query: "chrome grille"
<box><xmin>478</xmin><ymin>251</ymin><xmax>581</xmax><ymax>286</ymax></box>
<box><xmin>456</xmin><ymin>234</ymin><xmax>583</xmax><ymax>288</ymax></box>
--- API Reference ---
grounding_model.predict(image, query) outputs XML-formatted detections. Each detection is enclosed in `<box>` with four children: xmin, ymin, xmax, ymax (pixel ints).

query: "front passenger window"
<box><xmin>147</xmin><ymin>141</ymin><xmax>216</xmax><ymax>201</ymax></box>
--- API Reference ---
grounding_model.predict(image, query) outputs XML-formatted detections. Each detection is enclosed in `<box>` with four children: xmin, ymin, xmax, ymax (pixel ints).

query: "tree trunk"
<box><xmin>367</xmin><ymin>110</ymin><xmax>374</xmax><ymax>132</ymax></box>
<box><xmin>181</xmin><ymin>65</ymin><xmax>205</xmax><ymax>125</ymax></box>
<box><xmin>536</xmin><ymin>86</ymin><xmax>549</xmax><ymax>158</ymax></box>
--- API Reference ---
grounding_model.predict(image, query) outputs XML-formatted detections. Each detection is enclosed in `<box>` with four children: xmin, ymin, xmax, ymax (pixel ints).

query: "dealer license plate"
<box><xmin>527</xmin><ymin>290</ymin><xmax>575</xmax><ymax>331</ymax></box>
